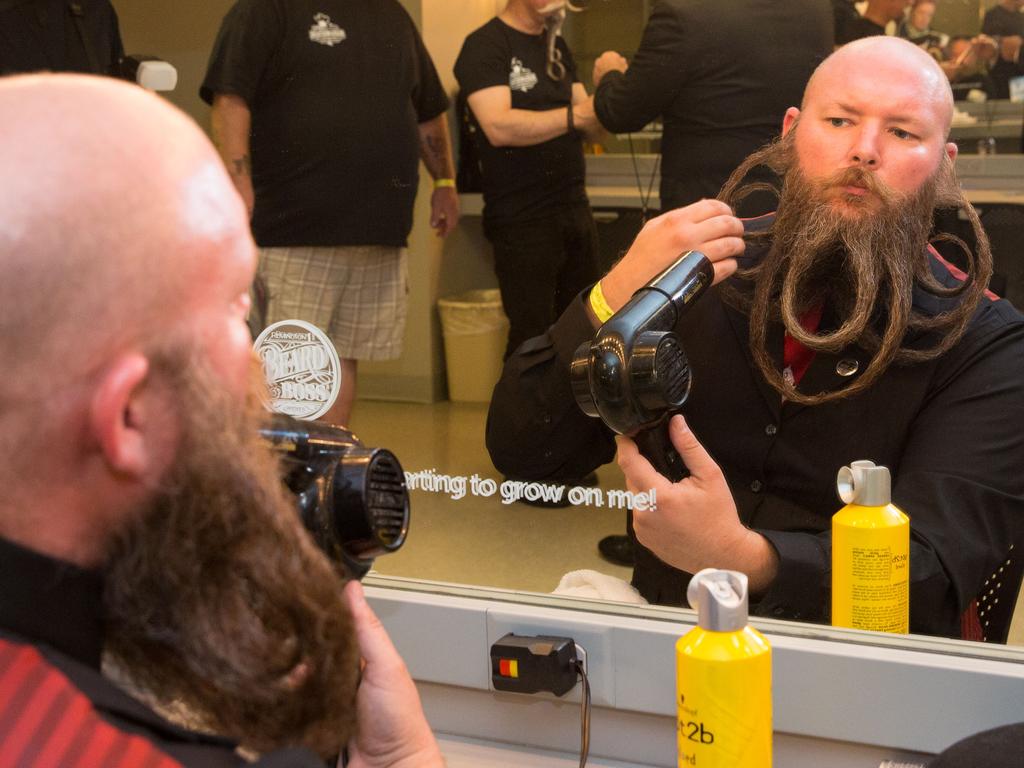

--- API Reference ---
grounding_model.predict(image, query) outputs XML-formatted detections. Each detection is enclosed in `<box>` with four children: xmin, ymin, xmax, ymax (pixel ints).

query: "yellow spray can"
<box><xmin>831</xmin><ymin>460</ymin><xmax>910</xmax><ymax>633</ymax></box>
<box><xmin>676</xmin><ymin>569</ymin><xmax>772</xmax><ymax>768</ymax></box>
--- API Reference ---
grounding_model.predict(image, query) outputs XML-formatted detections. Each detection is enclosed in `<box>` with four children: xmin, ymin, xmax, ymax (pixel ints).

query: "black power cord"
<box><xmin>627</xmin><ymin>132</ymin><xmax>660</xmax><ymax>222</ymax></box>
<box><xmin>575</xmin><ymin>659</ymin><xmax>591</xmax><ymax>768</ymax></box>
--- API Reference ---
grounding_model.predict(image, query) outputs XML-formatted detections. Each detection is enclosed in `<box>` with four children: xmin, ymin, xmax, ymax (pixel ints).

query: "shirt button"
<box><xmin>765</xmin><ymin>424</ymin><xmax>777</xmax><ymax>436</ymax></box>
<box><xmin>750</xmin><ymin>480</ymin><xmax>764</xmax><ymax>493</ymax></box>
<box><xmin>541</xmin><ymin>413</ymin><xmax>552</xmax><ymax>425</ymax></box>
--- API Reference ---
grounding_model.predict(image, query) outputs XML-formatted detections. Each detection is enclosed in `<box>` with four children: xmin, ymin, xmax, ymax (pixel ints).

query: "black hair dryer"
<box><xmin>570</xmin><ymin>251</ymin><xmax>713</xmax><ymax>481</ymax></box>
<box><xmin>260</xmin><ymin>414</ymin><xmax>409</xmax><ymax>579</ymax></box>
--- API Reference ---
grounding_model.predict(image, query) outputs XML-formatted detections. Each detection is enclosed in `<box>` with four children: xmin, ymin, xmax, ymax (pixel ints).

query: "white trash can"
<box><xmin>437</xmin><ymin>289</ymin><xmax>510</xmax><ymax>403</ymax></box>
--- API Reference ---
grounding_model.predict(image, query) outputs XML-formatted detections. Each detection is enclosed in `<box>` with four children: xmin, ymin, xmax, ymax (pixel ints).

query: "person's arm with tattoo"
<box><xmin>211</xmin><ymin>93</ymin><xmax>254</xmax><ymax>217</ymax></box>
<box><xmin>417</xmin><ymin>113</ymin><xmax>460</xmax><ymax>237</ymax></box>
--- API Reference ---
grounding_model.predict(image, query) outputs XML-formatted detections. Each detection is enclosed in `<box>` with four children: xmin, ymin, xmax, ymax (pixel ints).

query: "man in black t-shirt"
<box><xmin>984</xmin><ymin>0</ymin><xmax>1024</xmax><ymax>36</ymax></box>
<box><xmin>455</xmin><ymin>0</ymin><xmax>603</xmax><ymax>360</ymax></box>
<box><xmin>202</xmin><ymin>0</ymin><xmax>459</xmax><ymax>426</ymax></box>
<box><xmin>0</xmin><ymin>0</ymin><xmax>124</xmax><ymax>77</ymax></box>
<box><xmin>982</xmin><ymin>0</ymin><xmax>1024</xmax><ymax>99</ymax></box>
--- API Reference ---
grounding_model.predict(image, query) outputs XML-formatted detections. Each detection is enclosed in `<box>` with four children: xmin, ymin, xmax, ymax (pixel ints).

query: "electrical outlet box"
<box><xmin>490</xmin><ymin>634</ymin><xmax>579</xmax><ymax>695</ymax></box>
<box><xmin>487</xmin><ymin>608</ymin><xmax>614</xmax><ymax>706</ymax></box>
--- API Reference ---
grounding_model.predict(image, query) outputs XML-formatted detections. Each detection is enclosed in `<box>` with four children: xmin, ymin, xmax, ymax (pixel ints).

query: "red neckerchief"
<box><xmin>782</xmin><ymin>304</ymin><xmax>824</xmax><ymax>386</ymax></box>
<box><xmin>0</xmin><ymin>638</ymin><xmax>183</xmax><ymax>767</ymax></box>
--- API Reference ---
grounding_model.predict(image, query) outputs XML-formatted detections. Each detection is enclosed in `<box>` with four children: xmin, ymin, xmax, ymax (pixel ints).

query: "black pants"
<box><xmin>485</xmin><ymin>203</ymin><xmax>599</xmax><ymax>359</ymax></box>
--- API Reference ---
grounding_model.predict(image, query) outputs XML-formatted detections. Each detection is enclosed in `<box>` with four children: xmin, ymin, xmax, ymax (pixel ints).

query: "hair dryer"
<box><xmin>260</xmin><ymin>414</ymin><xmax>409</xmax><ymax>579</ymax></box>
<box><xmin>570</xmin><ymin>251</ymin><xmax>713</xmax><ymax>480</ymax></box>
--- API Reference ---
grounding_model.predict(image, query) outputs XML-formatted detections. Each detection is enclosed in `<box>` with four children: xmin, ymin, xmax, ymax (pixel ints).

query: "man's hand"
<box><xmin>598</xmin><ymin>200</ymin><xmax>744</xmax><ymax>312</ymax></box>
<box><xmin>593</xmin><ymin>51</ymin><xmax>628</xmax><ymax>87</ymax></box>
<box><xmin>572</xmin><ymin>95</ymin><xmax>599</xmax><ymax>135</ymax></box>
<box><xmin>418</xmin><ymin>114</ymin><xmax>457</xmax><ymax>231</ymax></box>
<box><xmin>343</xmin><ymin>581</ymin><xmax>445</xmax><ymax>768</ymax></box>
<box><xmin>616</xmin><ymin>415</ymin><xmax>778</xmax><ymax>594</ymax></box>
<box><xmin>972</xmin><ymin>34</ymin><xmax>998</xmax><ymax>65</ymax></box>
<box><xmin>999</xmin><ymin>34</ymin><xmax>1022</xmax><ymax>64</ymax></box>
<box><xmin>429</xmin><ymin>186</ymin><xmax>459</xmax><ymax>237</ymax></box>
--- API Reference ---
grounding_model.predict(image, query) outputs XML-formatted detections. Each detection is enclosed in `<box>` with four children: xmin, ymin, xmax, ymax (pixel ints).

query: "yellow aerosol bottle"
<box><xmin>831</xmin><ymin>460</ymin><xmax>910</xmax><ymax>633</ymax></box>
<box><xmin>676</xmin><ymin>569</ymin><xmax>772</xmax><ymax>768</ymax></box>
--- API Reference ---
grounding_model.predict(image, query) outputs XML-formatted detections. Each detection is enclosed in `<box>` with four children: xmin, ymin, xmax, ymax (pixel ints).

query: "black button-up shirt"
<box><xmin>486</xmin><ymin>221</ymin><xmax>1024</xmax><ymax>639</ymax></box>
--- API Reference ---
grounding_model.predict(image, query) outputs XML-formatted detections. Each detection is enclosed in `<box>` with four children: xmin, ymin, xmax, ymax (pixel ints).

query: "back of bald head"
<box><xmin>0</xmin><ymin>75</ymin><xmax>248</xmax><ymax>400</ymax></box>
<box><xmin>803</xmin><ymin>36</ymin><xmax>955</xmax><ymax>134</ymax></box>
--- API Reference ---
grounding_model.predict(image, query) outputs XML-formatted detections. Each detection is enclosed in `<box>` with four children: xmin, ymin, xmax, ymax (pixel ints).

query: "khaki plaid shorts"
<box><xmin>258</xmin><ymin>245</ymin><xmax>408</xmax><ymax>360</ymax></box>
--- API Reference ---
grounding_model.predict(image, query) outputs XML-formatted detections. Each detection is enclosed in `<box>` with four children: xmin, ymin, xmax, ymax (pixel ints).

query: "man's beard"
<box><xmin>101</xmin><ymin>354</ymin><xmax>359</xmax><ymax>758</ymax></box>
<box><xmin>717</xmin><ymin>128</ymin><xmax>993</xmax><ymax>405</ymax></box>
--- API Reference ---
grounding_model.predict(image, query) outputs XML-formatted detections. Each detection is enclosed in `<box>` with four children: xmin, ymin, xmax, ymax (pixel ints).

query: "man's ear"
<box><xmin>89</xmin><ymin>353</ymin><xmax>156</xmax><ymax>478</ymax></box>
<box><xmin>781</xmin><ymin>107</ymin><xmax>801</xmax><ymax>137</ymax></box>
<box><xmin>945</xmin><ymin>140</ymin><xmax>958</xmax><ymax>163</ymax></box>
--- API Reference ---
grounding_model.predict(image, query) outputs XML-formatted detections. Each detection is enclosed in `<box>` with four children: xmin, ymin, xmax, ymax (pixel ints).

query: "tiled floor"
<box><xmin>349</xmin><ymin>399</ymin><xmax>633</xmax><ymax>594</ymax></box>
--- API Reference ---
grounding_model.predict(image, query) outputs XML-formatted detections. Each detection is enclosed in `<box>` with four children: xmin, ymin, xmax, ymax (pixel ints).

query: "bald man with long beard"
<box><xmin>488</xmin><ymin>37</ymin><xmax>1024</xmax><ymax>640</ymax></box>
<box><xmin>0</xmin><ymin>74</ymin><xmax>442</xmax><ymax>767</ymax></box>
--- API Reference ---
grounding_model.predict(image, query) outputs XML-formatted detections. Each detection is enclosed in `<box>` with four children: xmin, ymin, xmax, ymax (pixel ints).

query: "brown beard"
<box><xmin>101</xmin><ymin>353</ymin><xmax>359</xmax><ymax>758</ymax></box>
<box><xmin>717</xmin><ymin>128</ymin><xmax>993</xmax><ymax>405</ymax></box>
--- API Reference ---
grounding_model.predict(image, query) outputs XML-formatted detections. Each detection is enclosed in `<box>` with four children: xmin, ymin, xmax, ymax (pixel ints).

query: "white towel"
<box><xmin>552</xmin><ymin>569</ymin><xmax>648</xmax><ymax>604</ymax></box>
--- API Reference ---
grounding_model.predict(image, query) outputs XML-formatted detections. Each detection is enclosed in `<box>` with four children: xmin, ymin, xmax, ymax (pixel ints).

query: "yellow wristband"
<box><xmin>433</xmin><ymin>178</ymin><xmax>456</xmax><ymax>189</ymax></box>
<box><xmin>589</xmin><ymin>280</ymin><xmax>615</xmax><ymax>323</ymax></box>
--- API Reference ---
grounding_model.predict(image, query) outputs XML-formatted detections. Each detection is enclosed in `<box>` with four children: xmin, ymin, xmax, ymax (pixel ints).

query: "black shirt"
<box><xmin>0</xmin><ymin>0</ymin><xmax>123</xmax><ymax>76</ymax></box>
<box><xmin>982</xmin><ymin>4</ymin><xmax>1024</xmax><ymax>37</ymax></box>
<box><xmin>201</xmin><ymin>0</ymin><xmax>450</xmax><ymax>248</ymax></box>
<box><xmin>592</xmin><ymin>0</ymin><xmax>832</xmax><ymax>212</ymax></box>
<box><xmin>0</xmin><ymin>536</ymin><xmax>325</xmax><ymax>767</ymax></box>
<box><xmin>835</xmin><ymin>13</ymin><xmax>885</xmax><ymax>45</ymax></box>
<box><xmin>832</xmin><ymin>0</ymin><xmax>860</xmax><ymax>45</ymax></box>
<box><xmin>454</xmin><ymin>18</ymin><xmax>587</xmax><ymax>226</ymax></box>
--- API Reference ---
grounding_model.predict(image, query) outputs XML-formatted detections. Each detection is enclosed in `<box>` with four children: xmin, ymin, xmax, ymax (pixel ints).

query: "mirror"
<box><xmin>110</xmin><ymin>0</ymin><xmax>1024</xmax><ymax>654</ymax></box>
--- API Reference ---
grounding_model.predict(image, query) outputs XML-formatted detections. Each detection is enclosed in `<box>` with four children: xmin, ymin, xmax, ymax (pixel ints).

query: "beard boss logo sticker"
<box><xmin>253</xmin><ymin>320</ymin><xmax>341</xmax><ymax>420</ymax></box>
<box><xmin>509</xmin><ymin>57</ymin><xmax>538</xmax><ymax>93</ymax></box>
<box><xmin>309</xmin><ymin>12</ymin><xmax>346</xmax><ymax>47</ymax></box>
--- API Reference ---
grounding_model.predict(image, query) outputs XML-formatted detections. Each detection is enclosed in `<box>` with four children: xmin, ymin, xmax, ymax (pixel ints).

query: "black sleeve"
<box><xmin>104</xmin><ymin>0</ymin><xmax>124</xmax><ymax>76</ymax></box>
<box><xmin>988</xmin><ymin>57</ymin><xmax>1024</xmax><ymax>100</ymax></box>
<box><xmin>454</xmin><ymin>28</ymin><xmax>509</xmax><ymax>98</ymax></box>
<box><xmin>756</xmin><ymin>309</ymin><xmax>1024</xmax><ymax>638</ymax></box>
<box><xmin>407</xmin><ymin>16</ymin><xmax>450</xmax><ymax>123</ymax></box>
<box><xmin>593</xmin><ymin>1</ymin><xmax>691</xmax><ymax>133</ymax></box>
<box><xmin>486</xmin><ymin>292</ymin><xmax>617</xmax><ymax>482</ymax></box>
<box><xmin>199</xmin><ymin>0</ymin><xmax>284</xmax><ymax>106</ymax></box>
<box><xmin>982</xmin><ymin>10</ymin><xmax>1011</xmax><ymax>37</ymax></box>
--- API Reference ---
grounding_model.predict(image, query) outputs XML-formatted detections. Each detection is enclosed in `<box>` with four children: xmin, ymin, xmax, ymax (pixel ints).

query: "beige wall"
<box><xmin>111</xmin><ymin>0</ymin><xmax>504</xmax><ymax>403</ymax></box>
<box><xmin>934</xmin><ymin>0</ymin><xmax>996</xmax><ymax>35</ymax></box>
<box><xmin>112</xmin><ymin>0</ymin><xmax>229</xmax><ymax>125</ymax></box>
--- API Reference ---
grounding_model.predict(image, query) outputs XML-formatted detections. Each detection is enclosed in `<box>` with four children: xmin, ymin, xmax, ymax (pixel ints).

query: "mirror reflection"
<box><xmin>79</xmin><ymin>0</ymin><xmax>1024</xmax><ymax>650</ymax></box>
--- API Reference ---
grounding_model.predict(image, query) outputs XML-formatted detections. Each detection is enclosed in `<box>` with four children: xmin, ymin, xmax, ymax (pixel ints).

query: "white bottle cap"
<box><xmin>836</xmin><ymin>460</ymin><xmax>891</xmax><ymax>507</ymax></box>
<box><xmin>687</xmin><ymin>569</ymin><xmax>748</xmax><ymax>632</ymax></box>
